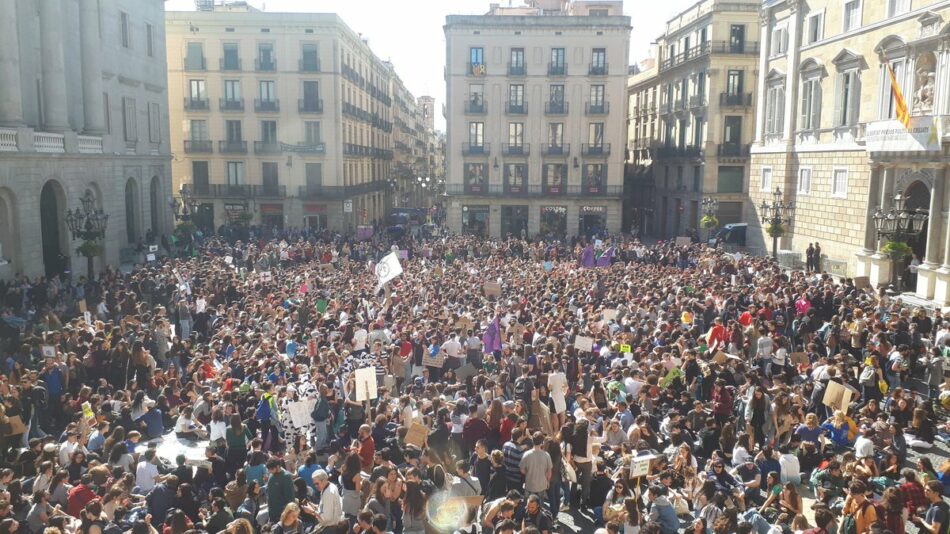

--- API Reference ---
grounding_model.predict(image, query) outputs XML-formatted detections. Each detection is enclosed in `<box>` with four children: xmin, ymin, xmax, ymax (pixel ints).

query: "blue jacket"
<box><xmin>648</xmin><ymin>496</ymin><xmax>680</xmax><ymax>534</ymax></box>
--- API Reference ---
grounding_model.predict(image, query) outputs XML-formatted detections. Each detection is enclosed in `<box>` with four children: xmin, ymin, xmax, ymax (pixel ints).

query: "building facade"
<box><xmin>0</xmin><ymin>0</ymin><xmax>172</xmax><ymax>279</ymax></box>
<box><xmin>750</xmin><ymin>0</ymin><xmax>950</xmax><ymax>301</ymax></box>
<box><xmin>444</xmin><ymin>1</ymin><xmax>631</xmax><ymax>239</ymax></box>
<box><xmin>626</xmin><ymin>0</ymin><xmax>760</xmax><ymax>240</ymax></box>
<box><xmin>166</xmin><ymin>5</ymin><xmax>401</xmax><ymax>233</ymax></box>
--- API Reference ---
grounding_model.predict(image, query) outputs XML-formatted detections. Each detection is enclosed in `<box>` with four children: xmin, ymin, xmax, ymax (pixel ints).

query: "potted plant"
<box><xmin>700</xmin><ymin>215</ymin><xmax>719</xmax><ymax>229</ymax></box>
<box><xmin>175</xmin><ymin>221</ymin><xmax>196</xmax><ymax>237</ymax></box>
<box><xmin>766</xmin><ymin>223</ymin><xmax>785</xmax><ymax>238</ymax></box>
<box><xmin>235</xmin><ymin>212</ymin><xmax>254</xmax><ymax>225</ymax></box>
<box><xmin>75</xmin><ymin>240</ymin><xmax>102</xmax><ymax>258</ymax></box>
<box><xmin>881</xmin><ymin>240</ymin><xmax>912</xmax><ymax>260</ymax></box>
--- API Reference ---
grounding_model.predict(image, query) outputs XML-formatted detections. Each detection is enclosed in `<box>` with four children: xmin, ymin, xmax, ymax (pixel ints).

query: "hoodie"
<box><xmin>648</xmin><ymin>495</ymin><xmax>680</xmax><ymax>534</ymax></box>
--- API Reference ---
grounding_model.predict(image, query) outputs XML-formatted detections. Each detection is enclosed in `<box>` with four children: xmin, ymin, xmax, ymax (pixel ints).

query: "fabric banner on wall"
<box><xmin>866</xmin><ymin>117</ymin><xmax>942</xmax><ymax>153</ymax></box>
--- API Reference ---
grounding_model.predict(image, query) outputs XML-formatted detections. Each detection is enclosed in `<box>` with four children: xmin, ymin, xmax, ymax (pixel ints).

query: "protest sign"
<box><xmin>316</xmin><ymin>299</ymin><xmax>328</xmax><ymax>314</ymax></box>
<box><xmin>712</xmin><ymin>351</ymin><xmax>728</xmax><ymax>365</ymax></box>
<box><xmin>422</xmin><ymin>353</ymin><xmax>445</xmax><ymax>368</ymax></box>
<box><xmin>405</xmin><ymin>422</ymin><xmax>429</xmax><ymax>448</ymax></box>
<box><xmin>398</xmin><ymin>250</ymin><xmax>409</xmax><ymax>260</ymax></box>
<box><xmin>822</xmin><ymin>380</ymin><xmax>849</xmax><ymax>411</ymax></box>
<box><xmin>530</xmin><ymin>398</ymin><xmax>553</xmax><ymax>435</ymax></box>
<box><xmin>224</xmin><ymin>256</ymin><xmax>233</xmax><ymax>265</ymax></box>
<box><xmin>483</xmin><ymin>282</ymin><xmax>502</xmax><ymax>297</ymax></box>
<box><xmin>631</xmin><ymin>453</ymin><xmax>657</xmax><ymax>478</ymax></box>
<box><xmin>574</xmin><ymin>336</ymin><xmax>594</xmax><ymax>352</ymax></box>
<box><xmin>619</xmin><ymin>344</ymin><xmax>631</xmax><ymax>353</ymax></box>
<box><xmin>78</xmin><ymin>299</ymin><xmax>87</xmax><ymax>313</ymax></box>
<box><xmin>287</xmin><ymin>399</ymin><xmax>317</xmax><ymax>428</ymax></box>
<box><xmin>603</xmin><ymin>309</ymin><xmax>618</xmax><ymax>322</ymax></box>
<box><xmin>146</xmin><ymin>253</ymin><xmax>156</xmax><ymax>262</ymax></box>
<box><xmin>854</xmin><ymin>276</ymin><xmax>870</xmax><ymax>289</ymax></box>
<box><xmin>454</xmin><ymin>316</ymin><xmax>474</xmax><ymax>332</ymax></box>
<box><xmin>41</xmin><ymin>345</ymin><xmax>56</xmax><ymax>359</ymax></box>
<box><xmin>83</xmin><ymin>311</ymin><xmax>92</xmax><ymax>324</ymax></box>
<box><xmin>354</xmin><ymin>367</ymin><xmax>378</xmax><ymax>402</ymax></box>
<box><xmin>675</xmin><ymin>236</ymin><xmax>692</xmax><ymax>247</ymax></box>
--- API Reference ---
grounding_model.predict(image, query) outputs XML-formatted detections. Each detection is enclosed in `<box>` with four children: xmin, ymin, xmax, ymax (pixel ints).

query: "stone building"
<box><xmin>444</xmin><ymin>1</ymin><xmax>631</xmax><ymax>238</ymax></box>
<box><xmin>166</xmin><ymin>4</ymin><xmax>405</xmax><ymax>233</ymax></box>
<box><xmin>626</xmin><ymin>0</ymin><xmax>760</xmax><ymax>240</ymax></box>
<box><xmin>0</xmin><ymin>0</ymin><xmax>172</xmax><ymax>279</ymax></box>
<box><xmin>750</xmin><ymin>0</ymin><xmax>950</xmax><ymax>301</ymax></box>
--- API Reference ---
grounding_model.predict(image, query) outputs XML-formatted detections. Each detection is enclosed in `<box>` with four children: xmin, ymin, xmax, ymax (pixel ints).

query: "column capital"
<box><xmin>759</xmin><ymin>8</ymin><xmax>771</xmax><ymax>27</ymax></box>
<box><xmin>787</xmin><ymin>0</ymin><xmax>804</xmax><ymax>14</ymax></box>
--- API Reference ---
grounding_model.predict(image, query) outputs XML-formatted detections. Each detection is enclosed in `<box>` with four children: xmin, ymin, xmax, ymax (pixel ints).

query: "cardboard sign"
<box><xmin>422</xmin><ymin>353</ymin><xmax>445</xmax><ymax>368</ymax></box>
<box><xmin>146</xmin><ymin>253</ymin><xmax>156</xmax><ymax>262</ymax></box>
<box><xmin>530</xmin><ymin>398</ymin><xmax>553</xmax><ymax>435</ymax></box>
<box><xmin>603</xmin><ymin>309</ymin><xmax>618</xmax><ymax>322</ymax></box>
<box><xmin>619</xmin><ymin>344</ymin><xmax>631</xmax><ymax>354</ymax></box>
<box><xmin>398</xmin><ymin>250</ymin><xmax>409</xmax><ymax>260</ymax></box>
<box><xmin>712</xmin><ymin>351</ymin><xmax>728</xmax><ymax>365</ymax></box>
<box><xmin>1</xmin><ymin>415</ymin><xmax>26</xmax><ymax>436</ymax></box>
<box><xmin>224</xmin><ymin>256</ymin><xmax>233</xmax><ymax>265</ymax></box>
<box><xmin>454</xmin><ymin>316</ymin><xmax>475</xmax><ymax>332</ymax></box>
<box><xmin>149</xmin><ymin>245</ymin><xmax>159</xmax><ymax>253</ymax></box>
<box><xmin>78</xmin><ymin>300</ymin><xmax>87</xmax><ymax>313</ymax></box>
<box><xmin>287</xmin><ymin>399</ymin><xmax>318</xmax><ymax>428</ymax></box>
<box><xmin>675</xmin><ymin>236</ymin><xmax>692</xmax><ymax>247</ymax></box>
<box><xmin>822</xmin><ymin>380</ymin><xmax>849</xmax><ymax>411</ymax></box>
<box><xmin>84</xmin><ymin>311</ymin><xmax>92</xmax><ymax>324</ymax></box>
<box><xmin>455</xmin><ymin>363</ymin><xmax>478</xmax><ymax>382</ymax></box>
<box><xmin>483</xmin><ymin>282</ymin><xmax>502</xmax><ymax>297</ymax></box>
<box><xmin>41</xmin><ymin>345</ymin><xmax>56</xmax><ymax>359</ymax></box>
<box><xmin>405</xmin><ymin>422</ymin><xmax>429</xmax><ymax>448</ymax></box>
<box><xmin>574</xmin><ymin>336</ymin><xmax>594</xmax><ymax>353</ymax></box>
<box><xmin>854</xmin><ymin>276</ymin><xmax>870</xmax><ymax>289</ymax></box>
<box><xmin>260</xmin><ymin>271</ymin><xmax>272</xmax><ymax>282</ymax></box>
<box><xmin>630</xmin><ymin>453</ymin><xmax>657</xmax><ymax>478</ymax></box>
<box><xmin>354</xmin><ymin>367</ymin><xmax>378</xmax><ymax>402</ymax></box>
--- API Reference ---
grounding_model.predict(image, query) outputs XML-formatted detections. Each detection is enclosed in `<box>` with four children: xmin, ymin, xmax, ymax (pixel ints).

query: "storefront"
<box><xmin>464</xmin><ymin>163</ymin><xmax>488</xmax><ymax>193</ymax></box>
<box><xmin>259</xmin><ymin>203</ymin><xmax>285</xmax><ymax>229</ymax></box>
<box><xmin>540</xmin><ymin>206</ymin><xmax>567</xmax><ymax>238</ymax></box>
<box><xmin>500</xmin><ymin>205</ymin><xmax>528</xmax><ymax>238</ymax></box>
<box><xmin>194</xmin><ymin>203</ymin><xmax>215</xmax><ymax>234</ymax></box>
<box><xmin>303</xmin><ymin>204</ymin><xmax>327</xmax><ymax>230</ymax></box>
<box><xmin>579</xmin><ymin>205</ymin><xmax>607</xmax><ymax>237</ymax></box>
<box><xmin>224</xmin><ymin>202</ymin><xmax>249</xmax><ymax>225</ymax></box>
<box><xmin>461</xmin><ymin>205</ymin><xmax>489</xmax><ymax>236</ymax></box>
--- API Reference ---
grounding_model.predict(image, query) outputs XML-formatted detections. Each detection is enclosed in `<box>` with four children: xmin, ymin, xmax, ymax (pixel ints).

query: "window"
<box><xmin>832</xmin><ymin>168</ymin><xmax>848</xmax><ymax>197</ymax></box>
<box><xmin>225</xmin><ymin>120</ymin><xmax>242</xmax><ymax>142</ymax></box>
<box><xmin>261</xmin><ymin>120</ymin><xmax>277</xmax><ymax>144</ymax></box>
<box><xmin>729</xmin><ymin>25</ymin><xmax>745</xmax><ymax>52</ymax></box>
<box><xmin>765</xmin><ymin>83</ymin><xmax>786</xmax><ymax>135</ymax></box>
<box><xmin>504</xmin><ymin>164</ymin><xmax>526</xmax><ymax>192</ymax></box>
<box><xmin>589</xmin><ymin>8</ymin><xmax>609</xmax><ymax>16</ymax></box>
<box><xmin>464</xmin><ymin>163</ymin><xmax>487</xmax><ymax>192</ymax></box>
<box><xmin>583</xmin><ymin>164</ymin><xmax>606</xmax><ymax>193</ymax></box>
<box><xmin>189</xmin><ymin>119</ymin><xmax>208</xmax><ymax>140</ymax></box>
<box><xmin>591</xmin><ymin>48</ymin><xmax>606</xmax><ymax>69</ymax></box>
<box><xmin>880</xmin><ymin>57</ymin><xmax>906</xmax><ymax>119</ymax></box>
<box><xmin>103</xmin><ymin>92</ymin><xmax>110</xmax><ymax>134</ymax></box>
<box><xmin>148</xmin><ymin>103</ymin><xmax>160</xmax><ymax>143</ymax></box>
<box><xmin>590</xmin><ymin>85</ymin><xmax>605</xmax><ymax>106</ymax></box>
<box><xmin>120</xmin><ymin>12</ymin><xmax>130</xmax><ymax>48</ymax></box>
<box><xmin>887</xmin><ymin>0</ymin><xmax>910</xmax><ymax>16</ymax></box>
<box><xmin>551</xmin><ymin>48</ymin><xmax>565</xmax><ymax>68</ymax></box>
<box><xmin>833</xmin><ymin>70</ymin><xmax>859</xmax><ymax>126</ymax></box>
<box><xmin>259</xmin><ymin>80</ymin><xmax>276</xmax><ymax>101</ymax></box>
<box><xmin>301</xmin><ymin>43</ymin><xmax>319</xmax><ymax>71</ymax></box>
<box><xmin>146</xmin><ymin>23</ymin><xmax>154</xmax><ymax>57</ymax></box>
<box><xmin>223</xmin><ymin>43</ymin><xmax>240</xmax><ymax>70</ymax></box>
<box><xmin>726</xmin><ymin>70</ymin><xmax>744</xmax><ymax>95</ymax></box>
<box><xmin>192</xmin><ymin>161</ymin><xmax>209</xmax><ymax>192</ymax></box>
<box><xmin>305</xmin><ymin>121</ymin><xmax>321</xmax><ymax>144</ymax></box>
<box><xmin>693</xmin><ymin>117</ymin><xmax>705</xmax><ymax>147</ymax></box>
<box><xmin>799</xmin><ymin>77</ymin><xmax>822</xmax><ymax>131</ymax></box>
<box><xmin>692</xmin><ymin>166</ymin><xmax>702</xmax><ymax>192</ymax></box>
<box><xmin>770</xmin><ymin>24</ymin><xmax>788</xmax><ymax>56</ymax></box>
<box><xmin>305</xmin><ymin>163</ymin><xmax>322</xmax><ymax>189</ymax></box>
<box><xmin>717</xmin><ymin>166</ymin><xmax>744</xmax><ymax>194</ymax></box>
<box><xmin>804</xmin><ymin>11</ymin><xmax>824</xmax><ymax>45</ymax></box>
<box><xmin>122</xmin><ymin>97</ymin><xmax>137</xmax><ymax>141</ymax></box>
<box><xmin>510</xmin><ymin>48</ymin><xmax>525</xmax><ymax>68</ymax></box>
<box><xmin>589</xmin><ymin>122</ymin><xmax>605</xmax><ymax>145</ymax></box>
<box><xmin>258</xmin><ymin>43</ymin><xmax>275</xmax><ymax>70</ymax></box>
<box><xmin>509</xmin><ymin>84</ymin><xmax>524</xmax><ymax>105</ymax></box>
<box><xmin>760</xmin><ymin>167</ymin><xmax>772</xmax><ymax>191</ymax></box>
<box><xmin>843</xmin><ymin>0</ymin><xmax>861</xmax><ymax>32</ymax></box>
<box><xmin>226</xmin><ymin>162</ymin><xmax>245</xmax><ymax>185</ymax></box>
<box><xmin>185</xmin><ymin>42</ymin><xmax>204</xmax><ymax>70</ymax></box>
<box><xmin>262</xmin><ymin>162</ymin><xmax>279</xmax><ymax>192</ymax></box>
<box><xmin>548</xmin><ymin>123</ymin><xmax>564</xmax><ymax>146</ymax></box>
<box><xmin>797</xmin><ymin>167</ymin><xmax>812</xmax><ymax>194</ymax></box>
<box><xmin>695</xmin><ymin>71</ymin><xmax>706</xmax><ymax>99</ymax></box>
<box><xmin>303</xmin><ymin>80</ymin><xmax>320</xmax><ymax>104</ymax></box>
<box><xmin>508</xmin><ymin>123</ymin><xmax>524</xmax><ymax>147</ymax></box>
<box><xmin>469</xmin><ymin>122</ymin><xmax>484</xmax><ymax>145</ymax></box>
<box><xmin>189</xmin><ymin>79</ymin><xmax>206</xmax><ymax>101</ymax></box>
<box><xmin>470</xmin><ymin>47</ymin><xmax>484</xmax><ymax>75</ymax></box>
<box><xmin>224</xmin><ymin>80</ymin><xmax>241</xmax><ymax>101</ymax></box>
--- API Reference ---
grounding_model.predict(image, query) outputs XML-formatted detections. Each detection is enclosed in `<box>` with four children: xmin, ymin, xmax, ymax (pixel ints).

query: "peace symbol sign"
<box><xmin>376</xmin><ymin>262</ymin><xmax>391</xmax><ymax>279</ymax></box>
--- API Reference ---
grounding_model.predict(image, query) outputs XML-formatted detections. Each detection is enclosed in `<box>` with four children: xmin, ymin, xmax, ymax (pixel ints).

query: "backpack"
<box><xmin>311</xmin><ymin>396</ymin><xmax>330</xmax><ymax>422</ymax></box>
<box><xmin>255</xmin><ymin>395</ymin><xmax>272</xmax><ymax>422</ymax></box>
<box><xmin>840</xmin><ymin>513</ymin><xmax>858</xmax><ymax>534</ymax></box>
<box><xmin>859</xmin><ymin>366</ymin><xmax>876</xmax><ymax>385</ymax></box>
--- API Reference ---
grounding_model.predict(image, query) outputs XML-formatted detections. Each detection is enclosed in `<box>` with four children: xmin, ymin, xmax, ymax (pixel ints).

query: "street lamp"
<box><xmin>65</xmin><ymin>190</ymin><xmax>109</xmax><ymax>280</ymax></box>
<box><xmin>871</xmin><ymin>190</ymin><xmax>929</xmax><ymax>291</ymax></box>
<box><xmin>701</xmin><ymin>196</ymin><xmax>719</xmax><ymax>243</ymax></box>
<box><xmin>759</xmin><ymin>187</ymin><xmax>795</xmax><ymax>259</ymax></box>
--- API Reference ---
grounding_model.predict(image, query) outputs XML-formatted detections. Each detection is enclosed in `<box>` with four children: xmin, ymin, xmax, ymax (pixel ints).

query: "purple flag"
<box><xmin>596</xmin><ymin>246</ymin><xmax>615</xmax><ymax>267</ymax></box>
<box><xmin>482</xmin><ymin>316</ymin><xmax>502</xmax><ymax>353</ymax></box>
<box><xmin>581</xmin><ymin>245</ymin><xmax>595</xmax><ymax>268</ymax></box>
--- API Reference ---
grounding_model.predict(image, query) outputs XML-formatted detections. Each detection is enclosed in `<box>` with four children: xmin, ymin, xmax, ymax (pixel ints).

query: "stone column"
<box><xmin>39</xmin><ymin>0</ymin><xmax>69</xmax><ymax>131</ymax></box>
<box><xmin>880</xmin><ymin>165</ymin><xmax>895</xmax><ymax>211</ymax></box>
<box><xmin>0</xmin><ymin>1</ymin><xmax>24</xmax><ymax>126</ymax></box>
<box><xmin>924</xmin><ymin>166</ymin><xmax>946</xmax><ymax>265</ymax></box>
<box><xmin>753</xmin><ymin>9</ymin><xmax>771</xmax><ymax>145</ymax></box>
<box><xmin>782</xmin><ymin>0</ymin><xmax>802</xmax><ymax>142</ymax></box>
<box><xmin>79</xmin><ymin>0</ymin><xmax>105</xmax><ymax>134</ymax></box>
<box><xmin>862</xmin><ymin>165</ymin><xmax>882</xmax><ymax>252</ymax></box>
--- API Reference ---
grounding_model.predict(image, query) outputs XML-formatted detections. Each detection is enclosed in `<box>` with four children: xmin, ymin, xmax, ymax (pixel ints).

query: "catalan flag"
<box><xmin>884</xmin><ymin>54</ymin><xmax>910</xmax><ymax>129</ymax></box>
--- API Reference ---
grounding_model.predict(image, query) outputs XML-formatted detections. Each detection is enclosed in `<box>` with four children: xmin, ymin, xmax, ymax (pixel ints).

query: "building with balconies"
<box><xmin>626</xmin><ymin>0</ymin><xmax>760</xmax><ymax>240</ymax></box>
<box><xmin>0</xmin><ymin>0</ymin><xmax>172</xmax><ymax>278</ymax></box>
<box><xmin>444</xmin><ymin>1</ymin><xmax>630</xmax><ymax>238</ymax></box>
<box><xmin>167</xmin><ymin>5</ymin><xmax>403</xmax><ymax>232</ymax></box>
<box><xmin>750</xmin><ymin>0</ymin><xmax>950</xmax><ymax>301</ymax></box>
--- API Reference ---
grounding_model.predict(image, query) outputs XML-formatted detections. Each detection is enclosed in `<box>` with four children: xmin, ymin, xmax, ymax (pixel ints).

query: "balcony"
<box><xmin>508</xmin><ymin>63</ymin><xmax>526</xmax><ymax>76</ymax></box>
<box><xmin>588</xmin><ymin>63</ymin><xmax>608</xmax><ymax>76</ymax></box>
<box><xmin>255</xmin><ymin>57</ymin><xmax>277</xmax><ymax>71</ymax></box>
<box><xmin>219</xmin><ymin>98</ymin><xmax>244</xmax><ymax>112</ymax></box>
<box><xmin>719</xmin><ymin>92</ymin><xmax>753</xmax><ymax>107</ymax></box>
<box><xmin>183</xmin><ymin>98</ymin><xmax>209</xmax><ymax>111</ymax></box>
<box><xmin>298</xmin><ymin>181</ymin><xmax>388</xmax><ymax>199</ymax></box>
<box><xmin>254</xmin><ymin>99</ymin><xmax>279</xmax><ymax>112</ymax></box>
<box><xmin>298</xmin><ymin>99</ymin><xmax>324</xmax><ymax>113</ymax></box>
<box><xmin>548</xmin><ymin>63</ymin><xmax>567</xmax><ymax>76</ymax></box>
<box><xmin>183</xmin><ymin>57</ymin><xmax>206</xmax><ymax>71</ymax></box>
<box><xmin>717</xmin><ymin>143</ymin><xmax>750</xmax><ymax>158</ymax></box>
<box><xmin>299</xmin><ymin>58</ymin><xmax>321</xmax><ymax>73</ymax></box>
<box><xmin>541</xmin><ymin>143</ymin><xmax>570</xmax><ymax>156</ymax></box>
<box><xmin>502</xmin><ymin>143</ymin><xmax>530</xmax><ymax>156</ymax></box>
<box><xmin>544</xmin><ymin>101</ymin><xmax>569</xmax><ymax>115</ymax></box>
<box><xmin>464</xmin><ymin>100</ymin><xmax>486</xmax><ymax>114</ymax></box>
<box><xmin>219</xmin><ymin>140</ymin><xmax>247</xmax><ymax>154</ymax></box>
<box><xmin>659</xmin><ymin>40</ymin><xmax>760</xmax><ymax>72</ymax></box>
<box><xmin>656</xmin><ymin>145</ymin><xmax>702</xmax><ymax>158</ymax></box>
<box><xmin>445</xmin><ymin>183</ymin><xmax>623</xmax><ymax>197</ymax></box>
<box><xmin>254</xmin><ymin>141</ymin><xmax>281</xmax><ymax>154</ymax></box>
<box><xmin>585</xmin><ymin>102</ymin><xmax>609</xmax><ymax>115</ymax></box>
<box><xmin>581</xmin><ymin>143</ymin><xmax>611</xmax><ymax>156</ymax></box>
<box><xmin>461</xmin><ymin>142</ymin><xmax>490</xmax><ymax>155</ymax></box>
<box><xmin>184</xmin><ymin>183</ymin><xmax>287</xmax><ymax>198</ymax></box>
<box><xmin>183</xmin><ymin>140</ymin><xmax>213</xmax><ymax>153</ymax></box>
<box><xmin>467</xmin><ymin>62</ymin><xmax>487</xmax><ymax>77</ymax></box>
<box><xmin>505</xmin><ymin>102</ymin><xmax>528</xmax><ymax>115</ymax></box>
<box><xmin>660</xmin><ymin>101</ymin><xmax>673</xmax><ymax>114</ymax></box>
<box><xmin>689</xmin><ymin>94</ymin><xmax>707</xmax><ymax>108</ymax></box>
<box><xmin>219</xmin><ymin>57</ymin><xmax>242</xmax><ymax>71</ymax></box>
<box><xmin>674</xmin><ymin>99</ymin><xmax>686</xmax><ymax>111</ymax></box>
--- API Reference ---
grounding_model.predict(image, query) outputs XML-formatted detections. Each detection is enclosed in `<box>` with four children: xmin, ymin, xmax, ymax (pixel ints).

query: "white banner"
<box><xmin>375</xmin><ymin>251</ymin><xmax>403</xmax><ymax>289</ymax></box>
<box><xmin>866</xmin><ymin>117</ymin><xmax>942</xmax><ymax>153</ymax></box>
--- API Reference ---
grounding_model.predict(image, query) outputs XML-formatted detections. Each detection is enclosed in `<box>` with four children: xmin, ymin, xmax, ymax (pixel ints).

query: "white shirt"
<box><xmin>352</xmin><ymin>329</ymin><xmax>368</xmax><ymax>351</ymax></box>
<box><xmin>778</xmin><ymin>453</ymin><xmax>801</xmax><ymax>484</ymax></box>
<box><xmin>441</xmin><ymin>338</ymin><xmax>463</xmax><ymax>358</ymax></box>
<box><xmin>854</xmin><ymin>436</ymin><xmax>875</xmax><ymax>459</ymax></box>
<box><xmin>318</xmin><ymin>482</ymin><xmax>343</xmax><ymax>526</ymax></box>
<box><xmin>135</xmin><ymin>460</ymin><xmax>160</xmax><ymax>492</ymax></box>
<box><xmin>209</xmin><ymin>420</ymin><xmax>227</xmax><ymax>442</ymax></box>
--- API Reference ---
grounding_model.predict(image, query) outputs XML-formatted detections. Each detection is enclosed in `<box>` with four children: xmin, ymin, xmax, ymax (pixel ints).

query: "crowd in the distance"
<box><xmin>0</xmin><ymin>225</ymin><xmax>946</xmax><ymax>534</ymax></box>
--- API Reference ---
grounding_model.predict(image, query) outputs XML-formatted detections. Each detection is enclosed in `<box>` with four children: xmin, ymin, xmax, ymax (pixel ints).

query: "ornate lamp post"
<box><xmin>701</xmin><ymin>196</ymin><xmax>719</xmax><ymax>243</ymax></box>
<box><xmin>65</xmin><ymin>190</ymin><xmax>109</xmax><ymax>280</ymax></box>
<box><xmin>759</xmin><ymin>187</ymin><xmax>795</xmax><ymax>259</ymax></box>
<box><xmin>871</xmin><ymin>190</ymin><xmax>929</xmax><ymax>291</ymax></box>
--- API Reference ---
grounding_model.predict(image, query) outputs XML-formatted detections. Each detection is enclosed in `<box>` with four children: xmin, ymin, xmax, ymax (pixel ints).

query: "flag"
<box><xmin>884</xmin><ymin>54</ymin><xmax>910</xmax><ymax>129</ymax></box>
<box><xmin>596</xmin><ymin>246</ymin><xmax>615</xmax><ymax>268</ymax></box>
<box><xmin>581</xmin><ymin>245</ymin><xmax>595</xmax><ymax>268</ymax></box>
<box><xmin>375</xmin><ymin>251</ymin><xmax>403</xmax><ymax>290</ymax></box>
<box><xmin>482</xmin><ymin>316</ymin><xmax>502</xmax><ymax>353</ymax></box>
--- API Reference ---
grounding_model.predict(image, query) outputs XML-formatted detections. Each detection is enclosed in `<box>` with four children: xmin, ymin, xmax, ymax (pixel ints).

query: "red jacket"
<box><xmin>711</xmin><ymin>387</ymin><xmax>733</xmax><ymax>415</ymax></box>
<box><xmin>67</xmin><ymin>484</ymin><xmax>98</xmax><ymax>518</ymax></box>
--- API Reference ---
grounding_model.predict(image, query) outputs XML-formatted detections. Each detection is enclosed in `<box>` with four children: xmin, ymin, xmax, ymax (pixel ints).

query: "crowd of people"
<box><xmin>0</xmin><ymin>228</ymin><xmax>947</xmax><ymax>534</ymax></box>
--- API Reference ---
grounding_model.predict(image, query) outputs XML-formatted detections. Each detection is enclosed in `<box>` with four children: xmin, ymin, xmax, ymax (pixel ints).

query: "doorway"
<box><xmin>40</xmin><ymin>181</ymin><xmax>66</xmax><ymax>277</ymax></box>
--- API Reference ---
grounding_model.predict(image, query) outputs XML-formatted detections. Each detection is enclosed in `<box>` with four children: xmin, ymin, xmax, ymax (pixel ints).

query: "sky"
<box><xmin>164</xmin><ymin>0</ymin><xmax>696</xmax><ymax>130</ymax></box>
